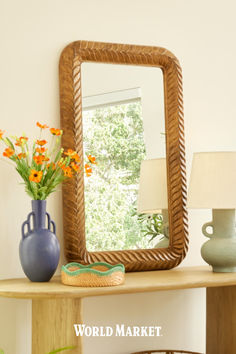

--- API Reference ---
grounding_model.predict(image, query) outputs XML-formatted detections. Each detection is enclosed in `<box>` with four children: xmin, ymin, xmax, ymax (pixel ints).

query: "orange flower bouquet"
<box><xmin>0</xmin><ymin>122</ymin><xmax>97</xmax><ymax>282</ymax></box>
<box><xmin>0</xmin><ymin>122</ymin><xmax>96</xmax><ymax>200</ymax></box>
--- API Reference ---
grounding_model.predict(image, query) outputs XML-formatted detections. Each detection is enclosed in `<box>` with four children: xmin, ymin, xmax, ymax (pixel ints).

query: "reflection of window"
<box><xmin>83</xmin><ymin>89</ymin><xmax>154</xmax><ymax>251</ymax></box>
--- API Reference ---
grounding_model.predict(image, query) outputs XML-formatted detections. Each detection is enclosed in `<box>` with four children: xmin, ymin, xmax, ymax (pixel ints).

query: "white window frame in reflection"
<box><xmin>83</xmin><ymin>87</ymin><xmax>141</xmax><ymax>111</ymax></box>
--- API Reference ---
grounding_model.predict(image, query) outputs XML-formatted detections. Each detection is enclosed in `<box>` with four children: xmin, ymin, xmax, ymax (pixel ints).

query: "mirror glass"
<box><xmin>81</xmin><ymin>63</ymin><xmax>168</xmax><ymax>251</ymax></box>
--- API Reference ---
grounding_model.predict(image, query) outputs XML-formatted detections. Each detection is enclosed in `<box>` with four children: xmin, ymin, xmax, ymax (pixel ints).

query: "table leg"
<box><xmin>32</xmin><ymin>298</ymin><xmax>83</xmax><ymax>354</ymax></box>
<box><xmin>206</xmin><ymin>286</ymin><xmax>236</xmax><ymax>354</ymax></box>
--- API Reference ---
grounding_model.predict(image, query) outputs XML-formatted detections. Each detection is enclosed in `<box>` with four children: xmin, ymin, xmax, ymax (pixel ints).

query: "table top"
<box><xmin>0</xmin><ymin>266</ymin><xmax>236</xmax><ymax>299</ymax></box>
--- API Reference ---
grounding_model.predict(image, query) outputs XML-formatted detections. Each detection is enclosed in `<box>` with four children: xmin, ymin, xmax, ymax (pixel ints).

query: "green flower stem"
<box><xmin>24</xmin><ymin>142</ymin><xmax>30</xmax><ymax>166</ymax></box>
<box><xmin>47</xmin><ymin>346</ymin><xmax>76</xmax><ymax>354</ymax></box>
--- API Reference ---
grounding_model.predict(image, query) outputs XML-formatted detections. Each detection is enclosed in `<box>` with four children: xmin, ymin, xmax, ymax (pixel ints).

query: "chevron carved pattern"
<box><xmin>59</xmin><ymin>41</ymin><xmax>188</xmax><ymax>272</ymax></box>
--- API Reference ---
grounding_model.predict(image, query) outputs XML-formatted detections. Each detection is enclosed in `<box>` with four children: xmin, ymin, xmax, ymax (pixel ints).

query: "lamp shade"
<box><xmin>187</xmin><ymin>151</ymin><xmax>236</xmax><ymax>209</ymax></box>
<box><xmin>137</xmin><ymin>158</ymin><xmax>168</xmax><ymax>213</ymax></box>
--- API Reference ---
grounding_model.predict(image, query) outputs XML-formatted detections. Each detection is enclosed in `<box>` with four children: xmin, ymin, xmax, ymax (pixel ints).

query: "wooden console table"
<box><xmin>0</xmin><ymin>266</ymin><xmax>235</xmax><ymax>354</ymax></box>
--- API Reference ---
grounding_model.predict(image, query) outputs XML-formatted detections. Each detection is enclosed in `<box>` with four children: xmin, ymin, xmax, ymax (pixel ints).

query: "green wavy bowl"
<box><xmin>61</xmin><ymin>262</ymin><xmax>125</xmax><ymax>277</ymax></box>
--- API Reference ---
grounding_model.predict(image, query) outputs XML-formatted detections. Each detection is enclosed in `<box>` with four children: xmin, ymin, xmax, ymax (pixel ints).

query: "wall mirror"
<box><xmin>59</xmin><ymin>40</ymin><xmax>188</xmax><ymax>271</ymax></box>
<box><xmin>82</xmin><ymin>63</ymin><xmax>165</xmax><ymax>252</ymax></box>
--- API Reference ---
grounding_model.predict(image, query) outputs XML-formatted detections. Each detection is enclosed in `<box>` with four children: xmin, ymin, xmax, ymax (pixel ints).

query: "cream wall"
<box><xmin>1</xmin><ymin>0</ymin><xmax>236</xmax><ymax>353</ymax></box>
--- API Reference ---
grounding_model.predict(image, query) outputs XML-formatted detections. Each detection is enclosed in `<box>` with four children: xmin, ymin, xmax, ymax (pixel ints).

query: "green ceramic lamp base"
<box><xmin>201</xmin><ymin>209</ymin><xmax>236</xmax><ymax>273</ymax></box>
<box><xmin>213</xmin><ymin>266</ymin><xmax>236</xmax><ymax>273</ymax></box>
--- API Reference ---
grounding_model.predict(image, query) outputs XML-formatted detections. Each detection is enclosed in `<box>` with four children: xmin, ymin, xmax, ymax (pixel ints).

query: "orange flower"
<box><xmin>15</xmin><ymin>136</ymin><xmax>28</xmax><ymax>146</ymax></box>
<box><xmin>57</xmin><ymin>161</ymin><xmax>66</xmax><ymax>170</ymax></box>
<box><xmin>29</xmin><ymin>170</ymin><xmax>43</xmax><ymax>183</ymax></box>
<box><xmin>0</xmin><ymin>130</ymin><xmax>5</xmax><ymax>139</ymax></box>
<box><xmin>3</xmin><ymin>147</ymin><xmax>14</xmax><ymax>158</ymax></box>
<box><xmin>36</xmin><ymin>139</ymin><xmax>47</xmax><ymax>146</ymax></box>
<box><xmin>36</xmin><ymin>122</ymin><xmax>49</xmax><ymax>129</ymax></box>
<box><xmin>33</xmin><ymin>155</ymin><xmax>45</xmax><ymax>165</ymax></box>
<box><xmin>85</xmin><ymin>163</ymin><xmax>92</xmax><ymax>177</ymax></box>
<box><xmin>64</xmin><ymin>149</ymin><xmax>80</xmax><ymax>162</ymax></box>
<box><xmin>73</xmin><ymin>153</ymin><xmax>80</xmax><ymax>162</ymax></box>
<box><xmin>36</xmin><ymin>147</ymin><xmax>46</xmax><ymax>154</ymax></box>
<box><xmin>50</xmin><ymin>128</ymin><xmax>62</xmax><ymax>136</ymax></box>
<box><xmin>17</xmin><ymin>153</ymin><xmax>26</xmax><ymax>159</ymax></box>
<box><xmin>71</xmin><ymin>162</ymin><xmax>80</xmax><ymax>172</ymax></box>
<box><xmin>63</xmin><ymin>166</ymin><xmax>73</xmax><ymax>177</ymax></box>
<box><xmin>87</xmin><ymin>155</ymin><xmax>97</xmax><ymax>164</ymax></box>
<box><xmin>64</xmin><ymin>149</ymin><xmax>75</xmax><ymax>157</ymax></box>
<box><xmin>47</xmin><ymin>162</ymin><xmax>56</xmax><ymax>170</ymax></box>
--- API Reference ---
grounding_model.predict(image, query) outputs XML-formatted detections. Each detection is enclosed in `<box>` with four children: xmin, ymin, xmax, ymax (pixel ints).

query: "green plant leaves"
<box><xmin>137</xmin><ymin>212</ymin><xmax>164</xmax><ymax>242</ymax></box>
<box><xmin>47</xmin><ymin>346</ymin><xmax>76</xmax><ymax>354</ymax></box>
<box><xmin>84</xmin><ymin>102</ymin><xmax>150</xmax><ymax>251</ymax></box>
<box><xmin>0</xmin><ymin>128</ymin><xmax>87</xmax><ymax>200</ymax></box>
<box><xmin>6</xmin><ymin>137</ymin><xmax>15</xmax><ymax>150</ymax></box>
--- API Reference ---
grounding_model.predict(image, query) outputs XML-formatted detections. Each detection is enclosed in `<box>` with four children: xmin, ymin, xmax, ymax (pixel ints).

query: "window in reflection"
<box><xmin>83</xmin><ymin>94</ymin><xmax>163</xmax><ymax>251</ymax></box>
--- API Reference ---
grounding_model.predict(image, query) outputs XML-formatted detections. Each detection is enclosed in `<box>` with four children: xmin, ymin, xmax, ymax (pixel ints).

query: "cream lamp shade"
<box><xmin>187</xmin><ymin>151</ymin><xmax>236</xmax><ymax>209</ymax></box>
<box><xmin>137</xmin><ymin>158</ymin><xmax>168</xmax><ymax>213</ymax></box>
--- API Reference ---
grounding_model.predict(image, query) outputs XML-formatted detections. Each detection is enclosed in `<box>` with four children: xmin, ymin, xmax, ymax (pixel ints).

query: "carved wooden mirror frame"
<box><xmin>59</xmin><ymin>40</ymin><xmax>188</xmax><ymax>272</ymax></box>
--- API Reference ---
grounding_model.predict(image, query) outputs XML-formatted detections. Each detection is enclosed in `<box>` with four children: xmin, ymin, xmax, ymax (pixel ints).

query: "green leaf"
<box><xmin>25</xmin><ymin>187</ymin><xmax>34</xmax><ymax>199</ymax></box>
<box><xmin>143</xmin><ymin>232</ymin><xmax>154</xmax><ymax>237</ymax></box>
<box><xmin>149</xmin><ymin>234</ymin><xmax>159</xmax><ymax>242</ymax></box>
<box><xmin>0</xmin><ymin>349</ymin><xmax>4</xmax><ymax>354</ymax></box>
<box><xmin>54</xmin><ymin>148</ymin><xmax>62</xmax><ymax>163</ymax></box>
<box><xmin>30</xmin><ymin>181</ymin><xmax>38</xmax><ymax>199</ymax></box>
<box><xmin>47</xmin><ymin>346</ymin><xmax>76</xmax><ymax>354</ymax></box>
<box><xmin>147</xmin><ymin>225</ymin><xmax>154</xmax><ymax>233</ymax></box>
<box><xmin>5</xmin><ymin>137</ymin><xmax>15</xmax><ymax>150</ymax></box>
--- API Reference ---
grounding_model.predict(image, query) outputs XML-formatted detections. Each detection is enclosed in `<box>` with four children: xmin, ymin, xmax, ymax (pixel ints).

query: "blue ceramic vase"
<box><xmin>19</xmin><ymin>200</ymin><xmax>60</xmax><ymax>282</ymax></box>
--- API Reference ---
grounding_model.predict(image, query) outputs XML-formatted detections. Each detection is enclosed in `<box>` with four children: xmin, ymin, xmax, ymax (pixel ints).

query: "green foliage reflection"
<box><xmin>83</xmin><ymin>101</ymin><xmax>152</xmax><ymax>251</ymax></box>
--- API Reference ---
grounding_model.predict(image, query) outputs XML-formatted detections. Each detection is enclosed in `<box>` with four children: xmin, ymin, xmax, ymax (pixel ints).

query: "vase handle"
<box><xmin>21</xmin><ymin>212</ymin><xmax>34</xmax><ymax>239</ymax></box>
<box><xmin>202</xmin><ymin>221</ymin><xmax>214</xmax><ymax>238</ymax></box>
<box><xmin>46</xmin><ymin>212</ymin><xmax>56</xmax><ymax>234</ymax></box>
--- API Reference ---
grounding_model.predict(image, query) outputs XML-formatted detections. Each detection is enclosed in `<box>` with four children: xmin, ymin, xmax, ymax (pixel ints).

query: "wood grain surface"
<box><xmin>206</xmin><ymin>286</ymin><xmax>236</xmax><ymax>354</ymax></box>
<box><xmin>32</xmin><ymin>298</ymin><xmax>82</xmax><ymax>354</ymax></box>
<box><xmin>131</xmin><ymin>350</ymin><xmax>202</xmax><ymax>354</ymax></box>
<box><xmin>1</xmin><ymin>266</ymin><xmax>236</xmax><ymax>299</ymax></box>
